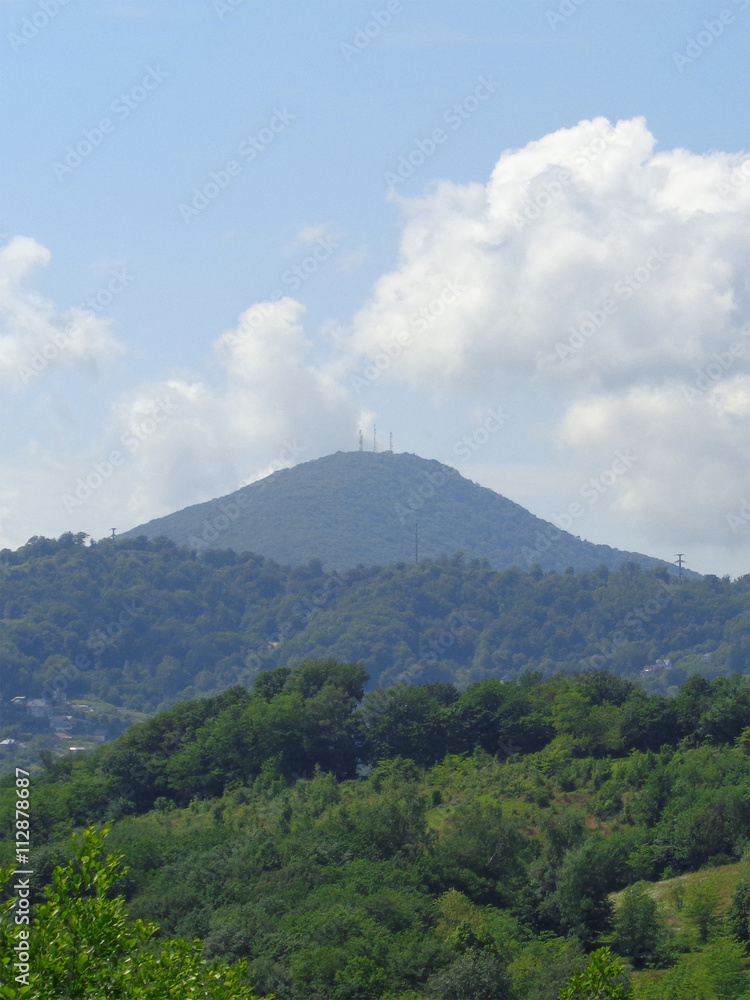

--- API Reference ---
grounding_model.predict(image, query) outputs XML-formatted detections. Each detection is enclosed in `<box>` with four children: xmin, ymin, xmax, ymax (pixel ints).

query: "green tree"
<box><xmin>620</xmin><ymin>692</ymin><xmax>680</xmax><ymax>752</ymax></box>
<box><xmin>362</xmin><ymin>684</ymin><xmax>448</xmax><ymax>767</ymax></box>
<box><xmin>430</xmin><ymin>801</ymin><xmax>526</xmax><ymax>908</ymax></box>
<box><xmin>448</xmin><ymin>679</ymin><xmax>518</xmax><ymax>756</ymax></box>
<box><xmin>508</xmin><ymin>936</ymin><xmax>587</xmax><ymax>1000</ymax></box>
<box><xmin>557</xmin><ymin>947</ymin><xmax>631</xmax><ymax>1000</ymax></box>
<box><xmin>612</xmin><ymin>882</ymin><xmax>668</xmax><ymax>968</ymax></box>
<box><xmin>550</xmin><ymin>840</ymin><xmax>615</xmax><ymax>945</ymax></box>
<box><xmin>552</xmin><ymin>688</ymin><xmax>623</xmax><ymax>757</ymax></box>
<box><xmin>427</xmin><ymin>948</ymin><xmax>515</xmax><ymax>1000</ymax></box>
<box><xmin>728</xmin><ymin>867</ymin><xmax>750</xmax><ymax>946</ymax></box>
<box><xmin>334</xmin><ymin>956</ymin><xmax>389</xmax><ymax>1000</ymax></box>
<box><xmin>0</xmin><ymin>825</ymin><xmax>265</xmax><ymax>999</ymax></box>
<box><xmin>252</xmin><ymin>664</ymin><xmax>291</xmax><ymax>701</ymax></box>
<box><xmin>682</xmin><ymin>877</ymin><xmax>720</xmax><ymax>944</ymax></box>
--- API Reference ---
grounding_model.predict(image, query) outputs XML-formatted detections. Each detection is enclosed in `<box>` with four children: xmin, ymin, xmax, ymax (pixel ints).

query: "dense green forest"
<box><xmin>2</xmin><ymin>662</ymin><xmax>750</xmax><ymax>998</ymax></box>
<box><xmin>1</xmin><ymin>534</ymin><xmax>747</xmax><ymax>727</ymax></box>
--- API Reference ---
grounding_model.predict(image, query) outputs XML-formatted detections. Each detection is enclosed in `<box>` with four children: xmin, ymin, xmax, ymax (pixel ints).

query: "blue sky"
<box><xmin>1</xmin><ymin>0</ymin><xmax>749</xmax><ymax>577</ymax></box>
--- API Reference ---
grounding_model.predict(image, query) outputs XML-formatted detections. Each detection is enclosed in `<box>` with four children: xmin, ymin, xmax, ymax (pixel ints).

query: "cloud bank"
<box><xmin>2</xmin><ymin>117</ymin><xmax>749</xmax><ymax>574</ymax></box>
<box><xmin>345</xmin><ymin>116</ymin><xmax>750</xmax><ymax>567</ymax></box>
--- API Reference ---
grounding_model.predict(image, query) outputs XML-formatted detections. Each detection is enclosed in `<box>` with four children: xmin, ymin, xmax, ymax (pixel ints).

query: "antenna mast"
<box><xmin>389</xmin><ymin>432</ymin><xmax>393</xmax><ymax>452</ymax></box>
<box><xmin>675</xmin><ymin>553</ymin><xmax>686</xmax><ymax>580</ymax></box>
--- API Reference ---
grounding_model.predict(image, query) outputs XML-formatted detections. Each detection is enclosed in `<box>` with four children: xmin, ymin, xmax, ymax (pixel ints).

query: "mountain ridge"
<box><xmin>120</xmin><ymin>450</ymin><xmax>682</xmax><ymax>575</ymax></box>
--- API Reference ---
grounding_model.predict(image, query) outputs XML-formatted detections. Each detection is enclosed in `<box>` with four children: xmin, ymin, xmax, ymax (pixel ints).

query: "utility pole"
<box><xmin>675</xmin><ymin>553</ymin><xmax>686</xmax><ymax>580</ymax></box>
<box><xmin>110</xmin><ymin>528</ymin><xmax>116</xmax><ymax>540</ymax></box>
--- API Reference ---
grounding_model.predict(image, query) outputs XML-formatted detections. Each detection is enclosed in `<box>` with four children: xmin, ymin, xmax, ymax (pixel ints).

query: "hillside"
<box><xmin>3</xmin><ymin>664</ymin><xmax>750</xmax><ymax>1000</ymax></box>
<box><xmin>120</xmin><ymin>451</ymin><xmax>681</xmax><ymax>575</ymax></box>
<box><xmin>1</xmin><ymin>536</ymin><xmax>747</xmax><ymax>775</ymax></box>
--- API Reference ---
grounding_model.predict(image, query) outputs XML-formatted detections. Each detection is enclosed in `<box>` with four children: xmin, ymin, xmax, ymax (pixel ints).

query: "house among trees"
<box><xmin>642</xmin><ymin>658</ymin><xmax>672</xmax><ymax>674</ymax></box>
<box><xmin>26</xmin><ymin>698</ymin><xmax>52</xmax><ymax>719</ymax></box>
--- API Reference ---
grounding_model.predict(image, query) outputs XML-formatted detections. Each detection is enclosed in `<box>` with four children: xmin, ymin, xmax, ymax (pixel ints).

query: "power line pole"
<box><xmin>675</xmin><ymin>553</ymin><xmax>686</xmax><ymax>580</ymax></box>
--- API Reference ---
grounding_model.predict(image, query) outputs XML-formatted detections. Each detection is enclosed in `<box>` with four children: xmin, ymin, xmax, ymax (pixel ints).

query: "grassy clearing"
<box><xmin>610</xmin><ymin>860</ymin><xmax>744</xmax><ymax>934</ymax></box>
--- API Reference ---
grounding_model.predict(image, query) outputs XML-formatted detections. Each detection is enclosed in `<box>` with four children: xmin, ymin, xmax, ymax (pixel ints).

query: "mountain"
<box><xmin>122</xmin><ymin>450</ymin><xmax>678</xmax><ymax>574</ymax></box>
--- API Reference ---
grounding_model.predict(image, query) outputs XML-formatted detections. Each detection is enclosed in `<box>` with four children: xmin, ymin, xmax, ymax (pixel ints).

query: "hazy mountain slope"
<box><xmin>121</xmin><ymin>451</ymin><xmax>675</xmax><ymax>574</ymax></box>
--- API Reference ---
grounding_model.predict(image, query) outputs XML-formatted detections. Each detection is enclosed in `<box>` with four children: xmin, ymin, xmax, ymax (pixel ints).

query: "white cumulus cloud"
<box><xmin>348</xmin><ymin>117</ymin><xmax>749</xmax><ymax>395</ymax></box>
<box><xmin>0</xmin><ymin>236</ymin><xmax>125</xmax><ymax>386</ymax></box>
<box><xmin>342</xmin><ymin>116</ymin><xmax>750</xmax><ymax>574</ymax></box>
<box><xmin>2</xmin><ymin>119</ymin><xmax>749</xmax><ymax>576</ymax></box>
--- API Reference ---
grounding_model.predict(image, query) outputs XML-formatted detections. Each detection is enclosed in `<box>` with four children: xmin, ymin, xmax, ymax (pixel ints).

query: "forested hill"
<box><xmin>3</xmin><ymin>663</ymin><xmax>750</xmax><ymax>999</ymax></box>
<box><xmin>0</xmin><ymin>534</ymin><xmax>747</xmax><ymax>725</ymax></box>
<box><xmin>119</xmin><ymin>450</ymin><xmax>679</xmax><ymax>574</ymax></box>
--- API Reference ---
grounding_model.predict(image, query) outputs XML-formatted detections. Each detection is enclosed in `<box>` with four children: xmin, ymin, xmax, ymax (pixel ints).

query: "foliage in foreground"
<box><xmin>558</xmin><ymin>948</ymin><xmax>630</xmax><ymax>999</ymax></box>
<box><xmin>0</xmin><ymin>826</ymin><xmax>265</xmax><ymax>1000</ymax></box>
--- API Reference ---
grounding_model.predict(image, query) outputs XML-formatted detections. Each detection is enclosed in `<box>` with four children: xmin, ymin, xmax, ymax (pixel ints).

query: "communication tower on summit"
<box><xmin>675</xmin><ymin>553</ymin><xmax>686</xmax><ymax>580</ymax></box>
<box><xmin>358</xmin><ymin>430</ymin><xmax>363</xmax><ymax>452</ymax></box>
<box><xmin>389</xmin><ymin>432</ymin><xmax>393</xmax><ymax>452</ymax></box>
<box><xmin>373</xmin><ymin>424</ymin><xmax>377</xmax><ymax>452</ymax></box>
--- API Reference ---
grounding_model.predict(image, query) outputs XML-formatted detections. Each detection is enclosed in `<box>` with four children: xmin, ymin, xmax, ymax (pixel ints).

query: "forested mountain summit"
<box><xmin>120</xmin><ymin>450</ymin><xmax>679</xmax><ymax>574</ymax></box>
